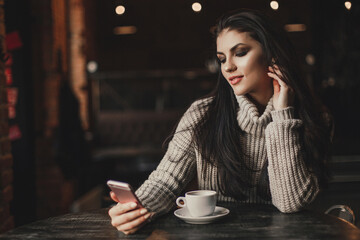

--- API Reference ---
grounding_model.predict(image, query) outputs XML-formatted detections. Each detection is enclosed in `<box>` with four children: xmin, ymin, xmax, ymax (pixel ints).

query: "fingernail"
<box><xmin>130</xmin><ymin>202</ymin><xmax>137</xmax><ymax>208</ymax></box>
<box><xmin>144</xmin><ymin>213</ymin><xmax>151</xmax><ymax>219</ymax></box>
<box><xmin>140</xmin><ymin>209</ymin><xmax>148</xmax><ymax>214</ymax></box>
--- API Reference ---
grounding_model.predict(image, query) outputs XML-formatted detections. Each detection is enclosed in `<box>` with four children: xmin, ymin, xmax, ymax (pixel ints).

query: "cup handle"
<box><xmin>176</xmin><ymin>197</ymin><xmax>186</xmax><ymax>208</ymax></box>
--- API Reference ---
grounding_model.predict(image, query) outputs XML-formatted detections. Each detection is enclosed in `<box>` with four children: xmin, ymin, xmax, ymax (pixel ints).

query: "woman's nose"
<box><xmin>224</xmin><ymin>61</ymin><xmax>237</xmax><ymax>72</ymax></box>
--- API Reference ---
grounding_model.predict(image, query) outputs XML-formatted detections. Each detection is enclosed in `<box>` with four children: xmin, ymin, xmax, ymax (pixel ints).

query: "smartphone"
<box><xmin>107</xmin><ymin>180</ymin><xmax>143</xmax><ymax>208</ymax></box>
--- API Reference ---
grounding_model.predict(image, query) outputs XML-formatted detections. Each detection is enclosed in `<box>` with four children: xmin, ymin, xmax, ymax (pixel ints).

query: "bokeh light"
<box><xmin>115</xmin><ymin>5</ymin><xmax>125</xmax><ymax>15</ymax></box>
<box><xmin>87</xmin><ymin>61</ymin><xmax>98</xmax><ymax>73</ymax></box>
<box><xmin>270</xmin><ymin>1</ymin><xmax>279</xmax><ymax>10</ymax></box>
<box><xmin>192</xmin><ymin>2</ymin><xmax>202</xmax><ymax>12</ymax></box>
<box><xmin>345</xmin><ymin>1</ymin><xmax>352</xmax><ymax>10</ymax></box>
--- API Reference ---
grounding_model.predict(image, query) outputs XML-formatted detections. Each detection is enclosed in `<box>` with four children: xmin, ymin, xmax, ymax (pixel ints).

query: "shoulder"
<box><xmin>177</xmin><ymin>97</ymin><xmax>213</xmax><ymax>130</ymax></box>
<box><xmin>187</xmin><ymin>97</ymin><xmax>213</xmax><ymax>114</ymax></box>
<box><xmin>184</xmin><ymin>97</ymin><xmax>213</xmax><ymax>120</ymax></box>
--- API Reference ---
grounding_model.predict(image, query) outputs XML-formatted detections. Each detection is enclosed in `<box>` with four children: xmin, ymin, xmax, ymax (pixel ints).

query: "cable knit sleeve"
<box><xmin>265</xmin><ymin>107</ymin><xmax>319</xmax><ymax>213</ymax></box>
<box><xmin>135</xmin><ymin>99</ymin><xmax>208</xmax><ymax>219</ymax></box>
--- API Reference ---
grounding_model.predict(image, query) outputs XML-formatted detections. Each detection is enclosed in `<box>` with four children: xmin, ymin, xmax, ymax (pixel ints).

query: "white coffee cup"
<box><xmin>176</xmin><ymin>190</ymin><xmax>217</xmax><ymax>217</ymax></box>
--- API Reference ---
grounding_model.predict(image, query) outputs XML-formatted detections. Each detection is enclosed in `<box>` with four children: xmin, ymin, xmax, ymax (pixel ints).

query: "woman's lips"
<box><xmin>229</xmin><ymin>75</ymin><xmax>243</xmax><ymax>85</ymax></box>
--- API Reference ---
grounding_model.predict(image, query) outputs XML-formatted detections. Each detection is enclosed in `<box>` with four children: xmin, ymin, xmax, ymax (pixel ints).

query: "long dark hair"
<box><xmin>192</xmin><ymin>9</ymin><xmax>332</xmax><ymax>200</ymax></box>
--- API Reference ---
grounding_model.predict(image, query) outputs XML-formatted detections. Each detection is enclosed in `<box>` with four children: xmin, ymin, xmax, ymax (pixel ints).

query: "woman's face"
<box><xmin>216</xmin><ymin>29</ymin><xmax>272</xmax><ymax>101</ymax></box>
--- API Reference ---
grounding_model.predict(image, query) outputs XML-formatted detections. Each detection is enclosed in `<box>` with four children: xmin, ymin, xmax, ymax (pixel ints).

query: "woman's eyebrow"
<box><xmin>217</xmin><ymin>43</ymin><xmax>246</xmax><ymax>55</ymax></box>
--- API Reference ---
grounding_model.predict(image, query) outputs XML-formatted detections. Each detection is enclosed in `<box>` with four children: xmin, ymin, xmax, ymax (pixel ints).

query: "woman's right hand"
<box><xmin>108</xmin><ymin>191</ymin><xmax>151</xmax><ymax>235</ymax></box>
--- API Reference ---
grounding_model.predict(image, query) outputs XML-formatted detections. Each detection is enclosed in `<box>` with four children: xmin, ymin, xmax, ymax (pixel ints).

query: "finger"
<box><xmin>111</xmin><ymin>207</ymin><xmax>148</xmax><ymax>227</ymax></box>
<box><xmin>110</xmin><ymin>191</ymin><xmax>119</xmax><ymax>202</ymax></box>
<box><xmin>269</xmin><ymin>66</ymin><xmax>294</xmax><ymax>92</ymax></box>
<box><xmin>122</xmin><ymin>227</ymin><xmax>140</xmax><ymax>235</ymax></box>
<box><xmin>268</xmin><ymin>65</ymin><xmax>282</xmax><ymax>79</ymax></box>
<box><xmin>117</xmin><ymin>212</ymin><xmax>151</xmax><ymax>232</ymax></box>
<box><xmin>268</xmin><ymin>65</ymin><xmax>282</xmax><ymax>78</ymax></box>
<box><xmin>267</xmin><ymin>72</ymin><xmax>288</xmax><ymax>89</ymax></box>
<box><xmin>267</xmin><ymin>72</ymin><xmax>282</xmax><ymax>83</ymax></box>
<box><xmin>269</xmin><ymin>63</ymin><xmax>279</xmax><ymax>70</ymax></box>
<box><xmin>272</xmin><ymin>79</ymin><xmax>280</xmax><ymax>94</ymax></box>
<box><xmin>268</xmin><ymin>65</ymin><xmax>279</xmax><ymax>71</ymax></box>
<box><xmin>272</xmin><ymin>64</ymin><xmax>280</xmax><ymax>70</ymax></box>
<box><xmin>108</xmin><ymin>202</ymin><xmax>138</xmax><ymax>218</ymax></box>
<box><xmin>122</xmin><ymin>213</ymin><xmax>153</xmax><ymax>234</ymax></box>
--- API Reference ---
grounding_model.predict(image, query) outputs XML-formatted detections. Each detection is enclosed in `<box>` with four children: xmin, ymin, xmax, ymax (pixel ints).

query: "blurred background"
<box><xmin>0</xmin><ymin>0</ymin><xmax>359</xmax><ymax>232</ymax></box>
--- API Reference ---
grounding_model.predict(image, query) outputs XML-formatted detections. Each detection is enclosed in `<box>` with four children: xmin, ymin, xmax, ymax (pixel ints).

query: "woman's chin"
<box><xmin>231</xmin><ymin>87</ymin><xmax>247</xmax><ymax>96</ymax></box>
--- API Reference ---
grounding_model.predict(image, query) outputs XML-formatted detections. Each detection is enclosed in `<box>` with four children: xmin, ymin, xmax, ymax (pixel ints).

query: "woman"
<box><xmin>108</xmin><ymin>9</ymin><xmax>332</xmax><ymax>234</ymax></box>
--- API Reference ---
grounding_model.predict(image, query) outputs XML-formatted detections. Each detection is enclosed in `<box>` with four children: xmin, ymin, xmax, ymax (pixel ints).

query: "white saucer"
<box><xmin>174</xmin><ymin>206</ymin><xmax>230</xmax><ymax>224</ymax></box>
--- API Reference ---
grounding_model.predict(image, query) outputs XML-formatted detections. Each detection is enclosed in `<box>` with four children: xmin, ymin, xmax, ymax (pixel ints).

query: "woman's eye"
<box><xmin>218</xmin><ymin>58</ymin><xmax>226</xmax><ymax>64</ymax></box>
<box><xmin>236</xmin><ymin>50</ymin><xmax>248</xmax><ymax>57</ymax></box>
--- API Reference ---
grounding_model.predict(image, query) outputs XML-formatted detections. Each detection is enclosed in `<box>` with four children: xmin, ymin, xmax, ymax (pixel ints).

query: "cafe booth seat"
<box><xmin>307</xmin><ymin>155</ymin><xmax>360</xmax><ymax>228</ymax></box>
<box><xmin>91</xmin><ymin>111</ymin><xmax>182</xmax><ymax>189</ymax></box>
<box><xmin>94</xmin><ymin>111</ymin><xmax>181</xmax><ymax>147</ymax></box>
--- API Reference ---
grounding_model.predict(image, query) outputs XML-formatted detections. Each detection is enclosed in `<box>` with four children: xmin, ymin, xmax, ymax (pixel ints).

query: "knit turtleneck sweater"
<box><xmin>136</xmin><ymin>95</ymin><xmax>319</xmax><ymax>218</ymax></box>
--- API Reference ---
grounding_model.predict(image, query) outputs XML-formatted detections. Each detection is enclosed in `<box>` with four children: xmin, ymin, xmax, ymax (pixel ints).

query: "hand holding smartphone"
<box><xmin>107</xmin><ymin>180</ymin><xmax>143</xmax><ymax>208</ymax></box>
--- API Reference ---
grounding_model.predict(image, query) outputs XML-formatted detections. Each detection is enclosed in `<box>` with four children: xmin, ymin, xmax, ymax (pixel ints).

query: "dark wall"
<box><xmin>92</xmin><ymin>0</ymin><xmax>313</xmax><ymax>71</ymax></box>
<box><xmin>312</xmin><ymin>0</ymin><xmax>360</xmax><ymax>155</ymax></box>
<box><xmin>4</xmin><ymin>0</ymin><xmax>36</xmax><ymax>226</ymax></box>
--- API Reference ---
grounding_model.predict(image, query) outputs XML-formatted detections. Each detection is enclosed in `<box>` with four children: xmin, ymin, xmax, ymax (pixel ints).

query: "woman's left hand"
<box><xmin>267</xmin><ymin>65</ymin><xmax>294</xmax><ymax>110</ymax></box>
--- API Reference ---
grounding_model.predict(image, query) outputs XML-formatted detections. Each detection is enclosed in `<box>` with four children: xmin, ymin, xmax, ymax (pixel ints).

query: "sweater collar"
<box><xmin>235</xmin><ymin>94</ymin><xmax>273</xmax><ymax>134</ymax></box>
